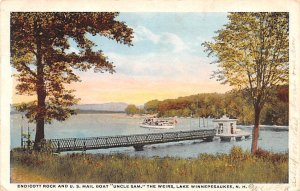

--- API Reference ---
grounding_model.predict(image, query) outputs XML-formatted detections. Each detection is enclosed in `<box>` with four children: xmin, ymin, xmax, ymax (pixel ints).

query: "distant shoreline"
<box><xmin>10</xmin><ymin>110</ymin><xmax>125</xmax><ymax>115</ymax></box>
<box><xmin>76</xmin><ymin>110</ymin><xmax>125</xmax><ymax>114</ymax></box>
<box><xmin>9</xmin><ymin>112</ymin><xmax>289</xmax><ymax>127</ymax></box>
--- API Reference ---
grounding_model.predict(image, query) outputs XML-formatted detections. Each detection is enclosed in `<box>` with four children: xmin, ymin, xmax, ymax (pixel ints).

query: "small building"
<box><xmin>212</xmin><ymin>115</ymin><xmax>250</xmax><ymax>141</ymax></box>
<box><xmin>213</xmin><ymin>115</ymin><xmax>238</xmax><ymax>135</ymax></box>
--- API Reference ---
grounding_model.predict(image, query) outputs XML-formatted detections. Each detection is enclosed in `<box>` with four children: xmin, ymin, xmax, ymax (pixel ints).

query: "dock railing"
<box><xmin>44</xmin><ymin>129</ymin><xmax>216</xmax><ymax>153</ymax></box>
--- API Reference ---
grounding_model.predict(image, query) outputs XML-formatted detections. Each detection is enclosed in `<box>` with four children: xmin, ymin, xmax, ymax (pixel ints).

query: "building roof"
<box><xmin>212</xmin><ymin>115</ymin><xmax>238</xmax><ymax>122</ymax></box>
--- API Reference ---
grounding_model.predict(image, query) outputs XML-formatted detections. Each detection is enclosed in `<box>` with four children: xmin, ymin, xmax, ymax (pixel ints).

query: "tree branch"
<box><xmin>20</xmin><ymin>62</ymin><xmax>37</xmax><ymax>78</ymax></box>
<box><xmin>29</xmin><ymin>49</ymin><xmax>38</xmax><ymax>56</ymax></box>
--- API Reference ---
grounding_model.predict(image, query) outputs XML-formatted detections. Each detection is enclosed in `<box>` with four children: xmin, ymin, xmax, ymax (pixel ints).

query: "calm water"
<box><xmin>10</xmin><ymin>113</ymin><xmax>288</xmax><ymax>158</ymax></box>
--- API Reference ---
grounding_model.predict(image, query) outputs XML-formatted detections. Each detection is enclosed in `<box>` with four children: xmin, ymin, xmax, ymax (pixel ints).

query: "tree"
<box><xmin>203</xmin><ymin>13</ymin><xmax>288</xmax><ymax>153</ymax></box>
<box><xmin>125</xmin><ymin>104</ymin><xmax>140</xmax><ymax>115</ymax></box>
<box><xmin>11</xmin><ymin>12</ymin><xmax>133</xmax><ymax>148</ymax></box>
<box><xmin>262</xmin><ymin>85</ymin><xmax>289</xmax><ymax>125</ymax></box>
<box><xmin>144</xmin><ymin>99</ymin><xmax>160</xmax><ymax>114</ymax></box>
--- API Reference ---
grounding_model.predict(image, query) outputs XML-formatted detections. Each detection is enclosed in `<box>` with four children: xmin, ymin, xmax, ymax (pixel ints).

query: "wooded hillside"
<box><xmin>135</xmin><ymin>86</ymin><xmax>288</xmax><ymax>125</ymax></box>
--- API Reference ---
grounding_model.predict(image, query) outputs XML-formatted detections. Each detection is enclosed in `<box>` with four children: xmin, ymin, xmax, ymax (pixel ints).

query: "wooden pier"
<box><xmin>43</xmin><ymin>129</ymin><xmax>216</xmax><ymax>153</ymax></box>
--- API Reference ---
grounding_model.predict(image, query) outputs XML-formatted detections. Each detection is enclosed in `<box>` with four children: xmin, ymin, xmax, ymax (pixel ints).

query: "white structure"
<box><xmin>213</xmin><ymin>115</ymin><xmax>250</xmax><ymax>141</ymax></box>
<box><xmin>213</xmin><ymin>115</ymin><xmax>238</xmax><ymax>135</ymax></box>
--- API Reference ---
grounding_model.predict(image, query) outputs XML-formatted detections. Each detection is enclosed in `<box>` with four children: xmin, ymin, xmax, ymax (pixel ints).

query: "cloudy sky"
<box><xmin>13</xmin><ymin>12</ymin><xmax>232</xmax><ymax>105</ymax></box>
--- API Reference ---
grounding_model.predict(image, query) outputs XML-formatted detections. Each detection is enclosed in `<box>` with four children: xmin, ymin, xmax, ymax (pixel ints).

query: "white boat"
<box><xmin>140</xmin><ymin>117</ymin><xmax>177</xmax><ymax>129</ymax></box>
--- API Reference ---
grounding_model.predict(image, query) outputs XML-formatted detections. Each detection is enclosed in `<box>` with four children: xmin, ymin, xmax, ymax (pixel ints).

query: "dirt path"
<box><xmin>11</xmin><ymin>165</ymin><xmax>54</xmax><ymax>183</ymax></box>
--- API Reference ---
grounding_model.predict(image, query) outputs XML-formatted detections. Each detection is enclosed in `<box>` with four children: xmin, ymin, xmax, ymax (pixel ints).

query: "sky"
<box><xmin>13</xmin><ymin>12</ymin><xmax>232</xmax><ymax>105</ymax></box>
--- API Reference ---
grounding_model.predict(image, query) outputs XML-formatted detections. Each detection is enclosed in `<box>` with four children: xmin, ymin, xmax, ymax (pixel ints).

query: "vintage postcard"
<box><xmin>0</xmin><ymin>0</ymin><xmax>299</xmax><ymax>191</ymax></box>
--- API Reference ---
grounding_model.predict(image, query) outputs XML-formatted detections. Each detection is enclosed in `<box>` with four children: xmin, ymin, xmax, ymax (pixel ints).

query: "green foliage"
<box><xmin>202</xmin><ymin>12</ymin><xmax>289</xmax><ymax>153</ymax></box>
<box><xmin>125</xmin><ymin>104</ymin><xmax>143</xmax><ymax>115</ymax></box>
<box><xmin>152</xmin><ymin>93</ymin><xmax>226</xmax><ymax>118</ymax></box>
<box><xmin>144</xmin><ymin>99</ymin><xmax>160</xmax><ymax>114</ymax></box>
<box><xmin>11</xmin><ymin>148</ymin><xmax>288</xmax><ymax>183</ymax></box>
<box><xmin>144</xmin><ymin>88</ymin><xmax>288</xmax><ymax>125</ymax></box>
<box><xmin>203</xmin><ymin>13</ymin><xmax>288</xmax><ymax>100</ymax></box>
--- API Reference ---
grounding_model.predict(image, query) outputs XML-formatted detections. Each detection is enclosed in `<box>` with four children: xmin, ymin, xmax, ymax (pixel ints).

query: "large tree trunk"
<box><xmin>34</xmin><ymin>20</ymin><xmax>46</xmax><ymax>149</ymax></box>
<box><xmin>34</xmin><ymin>81</ymin><xmax>46</xmax><ymax>149</ymax></box>
<box><xmin>251</xmin><ymin>105</ymin><xmax>261</xmax><ymax>154</ymax></box>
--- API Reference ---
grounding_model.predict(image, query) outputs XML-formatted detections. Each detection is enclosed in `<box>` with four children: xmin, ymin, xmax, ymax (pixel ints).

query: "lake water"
<box><xmin>10</xmin><ymin>113</ymin><xmax>288</xmax><ymax>158</ymax></box>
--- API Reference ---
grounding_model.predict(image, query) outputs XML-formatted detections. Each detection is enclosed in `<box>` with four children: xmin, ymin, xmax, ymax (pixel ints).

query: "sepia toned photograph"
<box><xmin>1</xmin><ymin>1</ymin><xmax>299</xmax><ymax>191</ymax></box>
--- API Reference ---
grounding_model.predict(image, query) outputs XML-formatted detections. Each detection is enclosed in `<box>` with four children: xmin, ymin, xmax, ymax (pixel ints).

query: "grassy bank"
<box><xmin>11</xmin><ymin>164</ymin><xmax>55</xmax><ymax>183</ymax></box>
<box><xmin>11</xmin><ymin>147</ymin><xmax>288</xmax><ymax>183</ymax></box>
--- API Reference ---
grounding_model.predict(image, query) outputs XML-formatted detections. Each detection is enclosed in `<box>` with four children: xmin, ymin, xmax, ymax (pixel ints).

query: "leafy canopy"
<box><xmin>11</xmin><ymin>12</ymin><xmax>133</xmax><ymax>123</ymax></box>
<box><xmin>203</xmin><ymin>12</ymin><xmax>289</xmax><ymax>153</ymax></box>
<box><xmin>203</xmin><ymin>12</ymin><xmax>288</xmax><ymax>108</ymax></box>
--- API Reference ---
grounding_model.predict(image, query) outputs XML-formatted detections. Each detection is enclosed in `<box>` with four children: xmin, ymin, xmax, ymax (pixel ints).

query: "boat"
<box><xmin>213</xmin><ymin>115</ymin><xmax>251</xmax><ymax>141</ymax></box>
<box><xmin>140</xmin><ymin>117</ymin><xmax>177</xmax><ymax>129</ymax></box>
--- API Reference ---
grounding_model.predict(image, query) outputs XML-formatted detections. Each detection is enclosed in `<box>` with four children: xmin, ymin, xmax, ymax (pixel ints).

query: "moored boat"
<box><xmin>140</xmin><ymin>117</ymin><xmax>177</xmax><ymax>129</ymax></box>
